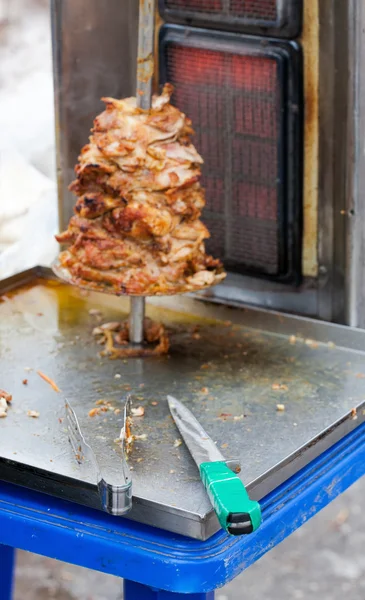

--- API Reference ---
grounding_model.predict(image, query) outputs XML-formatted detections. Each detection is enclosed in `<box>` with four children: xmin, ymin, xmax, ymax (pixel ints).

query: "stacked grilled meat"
<box><xmin>56</xmin><ymin>84</ymin><xmax>225</xmax><ymax>296</ymax></box>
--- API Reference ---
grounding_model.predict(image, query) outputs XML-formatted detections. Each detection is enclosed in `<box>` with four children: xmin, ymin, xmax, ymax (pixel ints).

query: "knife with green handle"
<box><xmin>167</xmin><ymin>395</ymin><xmax>261</xmax><ymax>536</ymax></box>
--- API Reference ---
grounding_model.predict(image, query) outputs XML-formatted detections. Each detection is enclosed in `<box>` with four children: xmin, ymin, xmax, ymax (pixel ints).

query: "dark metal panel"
<box><xmin>345</xmin><ymin>1</ymin><xmax>365</xmax><ymax>328</ymax></box>
<box><xmin>316</xmin><ymin>0</ymin><xmax>336</xmax><ymax>322</ymax></box>
<box><xmin>331</xmin><ymin>1</ymin><xmax>350</xmax><ymax>324</ymax></box>
<box><xmin>198</xmin><ymin>273</ymin><xmax>318</xmax><ymax>316</ymax></box>
<box><xmin>317</xmin><ymin>0</ymin><xmax>350</xmax><ymax>325</ymax></box>
<box><xmin>51</xmin><ymin>0</ymin><xmax>138</xmax><ymax>231</ymax></box>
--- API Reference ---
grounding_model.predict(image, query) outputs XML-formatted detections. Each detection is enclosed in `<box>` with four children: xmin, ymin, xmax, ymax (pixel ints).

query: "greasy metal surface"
<box><xmin>0</xmin><ymin>269</ymin><xmax>364</xmax><ymax>540</ymax></box>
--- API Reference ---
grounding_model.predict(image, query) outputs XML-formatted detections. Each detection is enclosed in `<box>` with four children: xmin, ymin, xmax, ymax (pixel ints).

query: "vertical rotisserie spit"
<box><xmin>53</xmin><ymin>0</ymin><xmax>225</xmax><ymax>356</ymax></box>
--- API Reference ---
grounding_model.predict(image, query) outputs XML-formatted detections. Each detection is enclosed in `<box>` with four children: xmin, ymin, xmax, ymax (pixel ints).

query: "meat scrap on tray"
<box><xmin>56</xmin><ymin>84</ymin><xmax>226</xmax><ymax>296</ymax></box>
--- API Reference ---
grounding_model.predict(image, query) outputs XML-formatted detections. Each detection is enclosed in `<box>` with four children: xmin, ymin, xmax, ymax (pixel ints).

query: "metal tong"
<box><xmin>65</xmin><ymin>397</ymin><xmax>132</xmax><ymax>516</ymax></box>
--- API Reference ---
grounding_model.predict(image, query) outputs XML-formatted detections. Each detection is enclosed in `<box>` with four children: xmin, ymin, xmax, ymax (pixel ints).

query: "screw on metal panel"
<box><xmin>318</xmin><ymin>265</ymin><xmax>327</xmax><ymax>276</ymax></box>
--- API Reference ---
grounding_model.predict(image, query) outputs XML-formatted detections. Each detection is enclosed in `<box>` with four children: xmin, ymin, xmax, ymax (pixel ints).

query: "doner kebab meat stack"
<box><xmin>56</xmin><ymin>84</ymin><xmax>226</xmax><ymax>297</ymax></box>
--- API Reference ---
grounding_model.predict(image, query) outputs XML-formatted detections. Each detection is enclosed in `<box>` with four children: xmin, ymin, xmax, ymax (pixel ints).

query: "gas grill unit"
<box><xmin>52</xmin><ymin>0</ymin><xmax>365</xmax><ymax>327</ymax></box>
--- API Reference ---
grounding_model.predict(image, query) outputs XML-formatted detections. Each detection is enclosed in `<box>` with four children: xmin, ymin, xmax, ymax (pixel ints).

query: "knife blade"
<box><xmin>167</xmin><ymin>395</ymin><xmax>261</xmax><ymax>536</ymax></box>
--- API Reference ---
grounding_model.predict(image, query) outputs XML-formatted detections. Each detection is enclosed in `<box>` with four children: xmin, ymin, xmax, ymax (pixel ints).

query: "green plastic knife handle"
<box><xmin>200</xmin><ymin>461</ymin><xmax>261</xmax><ymax>536</ymax></box>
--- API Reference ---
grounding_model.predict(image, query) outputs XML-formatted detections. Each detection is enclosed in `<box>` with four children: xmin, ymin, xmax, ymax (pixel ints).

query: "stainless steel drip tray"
<box><xmin>0</xmin><ymin>267</ymin><xmax>364</xmax><ymax>540</ymax></box>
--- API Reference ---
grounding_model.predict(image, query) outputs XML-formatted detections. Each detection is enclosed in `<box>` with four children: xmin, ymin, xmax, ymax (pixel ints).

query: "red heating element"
<box><xmin>166</xmin><ymin>44</ymin><xmax>281</xmax><ymax>275</ymax></box>
<box><xmin>231</xmin><ymin>0</ymin><xmax>277</xmax><ymax>20</ymax></box>
<box><xmin>164</xmin><ymin>0</ymin><xmax>277</xmax><ymax>21</ymax></box>
<box><xmin>165</xmin><ymin>0</ymin><xmax>223</xmax><ymax>11</ymax></box>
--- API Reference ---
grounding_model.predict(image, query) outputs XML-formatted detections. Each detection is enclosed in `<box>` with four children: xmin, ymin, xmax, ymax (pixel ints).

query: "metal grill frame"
<box><xmin>159</xmin><ymin>25</ymin><xmax>303</xmax><ymax>283</ymax></box>
<box><xmin>158</xmin><ymin>0</ymin><xmax>302</xmax><ymax>39</ymax></box>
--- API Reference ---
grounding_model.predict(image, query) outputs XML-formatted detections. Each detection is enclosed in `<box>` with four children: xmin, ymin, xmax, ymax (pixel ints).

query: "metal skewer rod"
<box><xmin>136</xmin><ymin>0</ymin><xmax>156</xmax><ymax>110</ymax></box>
<box><xmin>129</xmin><ymin>297</ymin><xmax>145</xmax><ymax>344</ymax></box>
<box><xmin>128</xmin><ymin>0</ymin><xmax>156</xmax><ymax>344</ymax></box>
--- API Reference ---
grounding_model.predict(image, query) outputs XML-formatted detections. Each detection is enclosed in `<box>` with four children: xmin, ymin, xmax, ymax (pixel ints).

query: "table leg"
<box><xmin>0</xmin><ymin>544</ymin><xmax>15</xmax><ymax>600</ymax></box>
<box><xmin>123</xmin><ymin>580</ymin><xmax>214</xmax><ymax>599</ymax></box>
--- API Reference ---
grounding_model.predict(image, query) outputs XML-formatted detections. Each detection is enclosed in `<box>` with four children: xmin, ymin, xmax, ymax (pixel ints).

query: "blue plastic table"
<box><xmin>1</xmin><ymin>421</ymin><xmax>364</xmax><ymax>599</ymax></box>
